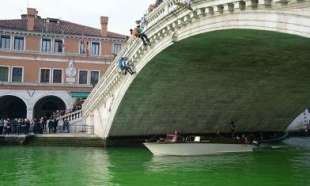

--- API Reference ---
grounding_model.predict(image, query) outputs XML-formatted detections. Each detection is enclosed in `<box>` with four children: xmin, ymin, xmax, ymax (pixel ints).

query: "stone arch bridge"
<box><xmin>82</xmin><ymin>0</ymin><xmax>310</xmax><ymax>140</ymax></box>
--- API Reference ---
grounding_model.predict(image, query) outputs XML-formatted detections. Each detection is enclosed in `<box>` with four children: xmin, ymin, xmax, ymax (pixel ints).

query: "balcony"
<box><xmin>0</xmin><ymin>81</ymin><xmax>95</xmax><ymax>92</ymax></box>
<box><xmin>0</xmin><ymin>48</ymin><xmax>115</xmax><ymax>62</ymax></box>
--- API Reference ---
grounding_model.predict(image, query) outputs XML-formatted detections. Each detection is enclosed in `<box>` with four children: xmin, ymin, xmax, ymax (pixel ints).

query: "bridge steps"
<box><xmin>0</xmin><ymin>134</ymin><xmax>105</xmax><ymax>147</ymax></box>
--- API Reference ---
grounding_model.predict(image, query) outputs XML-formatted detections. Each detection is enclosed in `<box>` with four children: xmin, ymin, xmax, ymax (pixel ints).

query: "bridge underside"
<box><xmin>110</xmin><ymin>29</ymin><xmax>310</xmax><ymax>137</ymax></box>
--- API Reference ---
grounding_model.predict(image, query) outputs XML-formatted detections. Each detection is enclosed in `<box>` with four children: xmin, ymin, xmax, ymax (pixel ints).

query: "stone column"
<box><xmin>27</xmin><ymin>108</ymin><xmax>33</xmax><ymax>120</ymax></box>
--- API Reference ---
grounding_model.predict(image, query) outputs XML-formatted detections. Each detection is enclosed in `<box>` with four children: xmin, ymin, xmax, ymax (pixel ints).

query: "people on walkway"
<box><xmin>0</xmin><ymin>113</ymin><xmax>82</xmax><ymax>135</ymax></box>
<box><xmin>63</xmin><ymin>119</ymin><xmax>70</xmax><ymax>133</ymax></box>
<box><xmin>139</xmin><ymin>15</ymin><xmax>148</xmax><ymax>31</ymax></box>
<box><xmin>53</xmin><ymin>119</ymin><xmax>58</xmax><ymax>133</ymax></box>
<box><xmin>155</xmin><ymin>0</ymin><xmax>163</xmax><ymax>7</ymax></box>
<box><xmin>118</xmin><ymin>57</ymin><xmax>135</xmax><ymax>75</ymax></box>
<box><xmin>176</xmin><ymin>0</ymin><xmax>193</xmax><ymax>11</ymax></box>
<box><xmin>0</xmin><ymin>119</ymin><xmax>3</xmax><ymax>135</ymax></box>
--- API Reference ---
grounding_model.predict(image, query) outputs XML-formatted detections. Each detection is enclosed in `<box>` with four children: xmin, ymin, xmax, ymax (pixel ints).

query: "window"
<box><xmin>80</xmin><ymin>40</ymin><xmax>87</xmax><ymax>54</ymax></box>
<box><xmin>42</xmin><ymin>38</ymin><xmax>52</xmax><ymax>52</ymax></box>
<box><xmin>14</xmin><ymin>37</ymin><xmax>24</xmax><ymax>51</ymax></box>
<box><xmin>112</xmin><ymin>43</ymin><xmax>122</xmax><ymax>55</ymax></box>
<box><xmin>91</xmin><ymin>42</ymin><xmax>100</xmax><ymax>56</ymax></box>
<box><xmin>79</xmin><ymin>71</ymin><xmax>88</xmax><ymax>84</ymax></box>
<box><xmin>0</xmin><ymin>35</ymin><xmax>11</xmax><ymax>49</ymax></box>
<box><xmin>53</xmin><ymin>69</ymin><xmax>62</xmax><ymax>83</ymax></box>
<box><xmin>40</xmin><ymin>69</ymin><xmax>50</xmax><ymax>83</ymax></box>
<box><xmin>54</xmin><ymin>39</ymin><xmax>63</xmax><ymax>53</ymax></box>
<box><xmin>12</xmin><ymin>67</ymin><xmax>23</xmax><ymax>82</ymax></box>
<box><xmin>0</xmin><ymin>67</ymin><xmax>9</xmax><ymax>82</ymax></box>
<box><xmin>90</xmin><ymin>71</ymin><xmax>99</xmax><ymax>86</ymax></box>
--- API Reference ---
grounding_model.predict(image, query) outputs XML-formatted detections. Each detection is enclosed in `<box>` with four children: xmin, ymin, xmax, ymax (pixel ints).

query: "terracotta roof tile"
<box><xmin>0</xmin><ymin>18</ymin><xmax>126</xmax><ymax>39</ymax></box>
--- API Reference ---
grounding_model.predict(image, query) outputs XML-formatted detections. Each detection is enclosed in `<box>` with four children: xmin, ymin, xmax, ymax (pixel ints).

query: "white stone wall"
<box><xmin>0</xmin><ymin>89</ymin><xmax>75</xmax><ymax>120</ymax></box>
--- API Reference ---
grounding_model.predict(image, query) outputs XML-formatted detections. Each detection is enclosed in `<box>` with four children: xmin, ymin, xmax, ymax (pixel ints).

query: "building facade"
<box><xmin>0</xmin><ymin>8</ymin><xmax>126</xmax><ymax>120</ymax></box>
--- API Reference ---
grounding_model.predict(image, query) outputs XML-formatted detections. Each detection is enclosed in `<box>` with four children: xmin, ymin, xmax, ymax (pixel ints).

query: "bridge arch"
<box><xmin>83</xmin><ymin>0</ymin><xmax>310</xmax><ymax>139</ymax></box>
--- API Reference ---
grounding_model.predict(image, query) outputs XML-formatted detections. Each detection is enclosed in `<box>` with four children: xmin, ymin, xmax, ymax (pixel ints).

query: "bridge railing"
<box><xmin>83</xmin><ymin>1</ymin><xmax>181</xmax><ymax>114</ymax></box>
<box><xmin>58</xmin><ymin>110</ymin><xmax>83</xmax><ymax>123</ymax></box>
<box><xmin>83</xmin><ymin>38</ymin><xmax>141</xmax><ymax>113</ymax></box>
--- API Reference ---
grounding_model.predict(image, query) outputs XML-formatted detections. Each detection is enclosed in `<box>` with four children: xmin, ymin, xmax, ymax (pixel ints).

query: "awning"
<box><xmin>70</xmin><ymin>92</ymin><xmax>90</xmax><ymax>98</ymax></box>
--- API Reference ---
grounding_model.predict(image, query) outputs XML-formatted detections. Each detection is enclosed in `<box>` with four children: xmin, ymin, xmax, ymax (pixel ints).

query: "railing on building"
<box><xmin>0</xmin><ymin>47</ymin><xmax>114</xmax><ymax>60</ymax></box>
<box><xmin>0</xmin><ymin>81</ymin><xmax>94</xmax><ymax>88</ymax></box>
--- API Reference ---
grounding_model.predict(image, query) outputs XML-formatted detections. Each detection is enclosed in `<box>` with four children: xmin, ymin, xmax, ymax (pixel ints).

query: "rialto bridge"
<box><xmin>82</xmin><ymin>0</ymin><xmax>310</xmax><ymax>141</ymax></box>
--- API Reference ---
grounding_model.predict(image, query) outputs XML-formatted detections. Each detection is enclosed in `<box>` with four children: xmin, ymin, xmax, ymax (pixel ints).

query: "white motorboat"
<box><xmin>143</xmin><ymin>142</ymin><xmax>255</xmax><ymax>156</ymax></box>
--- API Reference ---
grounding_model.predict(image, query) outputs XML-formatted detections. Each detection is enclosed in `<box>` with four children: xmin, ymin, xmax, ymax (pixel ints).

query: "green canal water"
<box><xmin>1</xmin><ymin>140</ymin><xmax>310</xmax><ymax>186</ymax></box>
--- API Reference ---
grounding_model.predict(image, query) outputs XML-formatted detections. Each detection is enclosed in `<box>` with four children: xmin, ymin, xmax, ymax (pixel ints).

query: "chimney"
<box><xmin>100</xmin><ymin>16</ymin><xmax>109</xmax><ymax>37</ymax></box>
<box><xmin>26</xmin><ymin>8</ymin><xmax>38</xmax><ymax>31</ymax></box>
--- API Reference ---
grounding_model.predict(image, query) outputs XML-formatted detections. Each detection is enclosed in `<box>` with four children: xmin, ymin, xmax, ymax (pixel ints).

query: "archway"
<box><xmin>33</xmin><ymin>96</ymin><xmax>66</xmax><ymax>119</ymax></box>
<box><xmin>110</xmin><ymin>29</ymin><xmax>310</xmax><ymax>136</ymax></box>
<box><xmin>0</xmin><ymin>95</ymin><xmax>27</xmax><ymax>119</ymax></box>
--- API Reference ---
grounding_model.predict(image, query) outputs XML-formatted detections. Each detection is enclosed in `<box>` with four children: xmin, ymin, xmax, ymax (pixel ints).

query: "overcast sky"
<box><xmin>0</xmin><ymin>0</ymin><xmax>154</xmax><ymax>35</ymax></box>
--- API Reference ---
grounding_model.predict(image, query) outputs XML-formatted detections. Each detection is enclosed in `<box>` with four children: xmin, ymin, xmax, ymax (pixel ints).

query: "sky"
<box><xmin>0</xmin><ymin>0</ymin><xmax>154</xmax><ymax>35</ymax></box>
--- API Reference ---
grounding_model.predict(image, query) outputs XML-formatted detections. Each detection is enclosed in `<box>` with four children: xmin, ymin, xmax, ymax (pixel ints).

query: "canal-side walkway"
<box><xmin>0</xmin><ymin>134</ymin><xmax>105</xmax><ymax>147</ymax></box>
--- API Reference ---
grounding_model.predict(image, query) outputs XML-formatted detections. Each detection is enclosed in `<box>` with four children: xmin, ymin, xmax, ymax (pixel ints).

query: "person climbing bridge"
<box><xmin>176</xmin><ymin>0</ymin><xmax>193</xmax><ymax>11</ymax></box>
<box><xmin>117</xmin><ymin>57</ymin><xmax>135</xmax><ymax>75</ymax></box>
<box><xmin>130</xmin><ymin>25</ymin><xmax>151</xmax><ymax>46</ymax></box>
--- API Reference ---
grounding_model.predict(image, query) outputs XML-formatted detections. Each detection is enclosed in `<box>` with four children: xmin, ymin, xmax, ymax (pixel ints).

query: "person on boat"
<box><xmin>166</xmin><ymin>130</ymin><xmax>179</xmax><ymax>142</ymax></box>
<box><xmin>241</xmin><ymin>134</ymin><xmax>249</xmax><ymax>144</ymax></box>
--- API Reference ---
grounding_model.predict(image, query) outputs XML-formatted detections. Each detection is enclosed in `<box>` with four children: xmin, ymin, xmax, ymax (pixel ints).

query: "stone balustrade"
<box><xmin>58</xmin><ymin>110</ymin><xmax>83</xmax><ymax>122</ymax></box>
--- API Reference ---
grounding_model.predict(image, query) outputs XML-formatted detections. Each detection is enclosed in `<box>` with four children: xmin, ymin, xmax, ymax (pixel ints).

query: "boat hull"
<box><xmin>143</xmin><ymin>142</ymin><xmax>255</xmax><ymax>156</ymax></box>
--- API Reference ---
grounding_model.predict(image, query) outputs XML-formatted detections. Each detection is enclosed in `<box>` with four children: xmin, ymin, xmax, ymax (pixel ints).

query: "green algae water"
<box><xmin>1</xmin><ymin>140</ymin><xmax>310</xmax><ymax>186</ymax></box>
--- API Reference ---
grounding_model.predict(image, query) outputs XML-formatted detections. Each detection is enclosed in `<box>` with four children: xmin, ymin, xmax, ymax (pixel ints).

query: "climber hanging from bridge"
<box><xmin>117</xmin><ymin>57</ymin><xmax>135</xmax><ymax>75</ymax></box>
<box><xmin>130</xmin><ymin>25</ymin><xmax>151</xmax><ymax>46</ymax></box>
<box><xmin>176</xmin><ymin>0</ymin><xmax>193</xmax><ymax>11</ymax></box>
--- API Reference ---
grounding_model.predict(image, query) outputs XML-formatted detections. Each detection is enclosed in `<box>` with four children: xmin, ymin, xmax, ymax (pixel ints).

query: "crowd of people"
<box><xmin>148</xmin><ymin>0</ymin><xmax>193</xmax><ymax>13</ymax></box>
<box><xmin>0</xmin><ymin>116</ymin><xmax>70</xmax><ymax>135</ymax></box>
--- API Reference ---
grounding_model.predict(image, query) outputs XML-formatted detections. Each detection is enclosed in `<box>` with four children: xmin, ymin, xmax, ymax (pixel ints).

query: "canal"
<box><xmin>1</xmin><ymin>139</ymin><xmax>310</xmax><ymax>186</ymax></box>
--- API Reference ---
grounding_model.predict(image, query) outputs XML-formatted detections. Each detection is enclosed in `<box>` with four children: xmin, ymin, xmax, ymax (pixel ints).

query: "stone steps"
<box><xmin>0</xmin><ymin>135</ymin><xmax>105</xmax><ymax>147</ymax></box>
<box><xmin>26</xmin><ymin>136</ymin><xmax>105</xmax><ymax>147</ymax></box>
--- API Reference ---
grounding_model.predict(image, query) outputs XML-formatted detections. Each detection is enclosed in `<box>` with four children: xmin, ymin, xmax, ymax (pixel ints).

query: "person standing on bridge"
<box><xmin>176</xmin><ymin>0</ymin><xmax>193</xmax><ymax>11</ymax></box>
<box><xmin>155</xmin><ymin>0</ymin><xmax>163</xmax><ymax>7</ymax></box>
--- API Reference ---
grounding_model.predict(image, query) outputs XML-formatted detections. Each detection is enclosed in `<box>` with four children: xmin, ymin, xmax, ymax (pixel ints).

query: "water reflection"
<box><xmin>146</xmin><ymin>153</ymin><xmax>249</xmax><ymax>172</ymax></box>
<box><xmin>0</xmin><ymin>147</ymin><xmax>113</xmax><ymax>186</ymax></box>
<box><xmin>1</xmin><ymin>145</ymin><xmax>310</xmax><ymax>186</ymax></box>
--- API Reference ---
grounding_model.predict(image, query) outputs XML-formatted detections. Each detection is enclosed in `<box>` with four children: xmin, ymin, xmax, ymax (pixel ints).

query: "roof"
<box><xmin>0</xmin><ymin>18</ymin><xmax>127</xmax><ymax>39</ymax></box>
